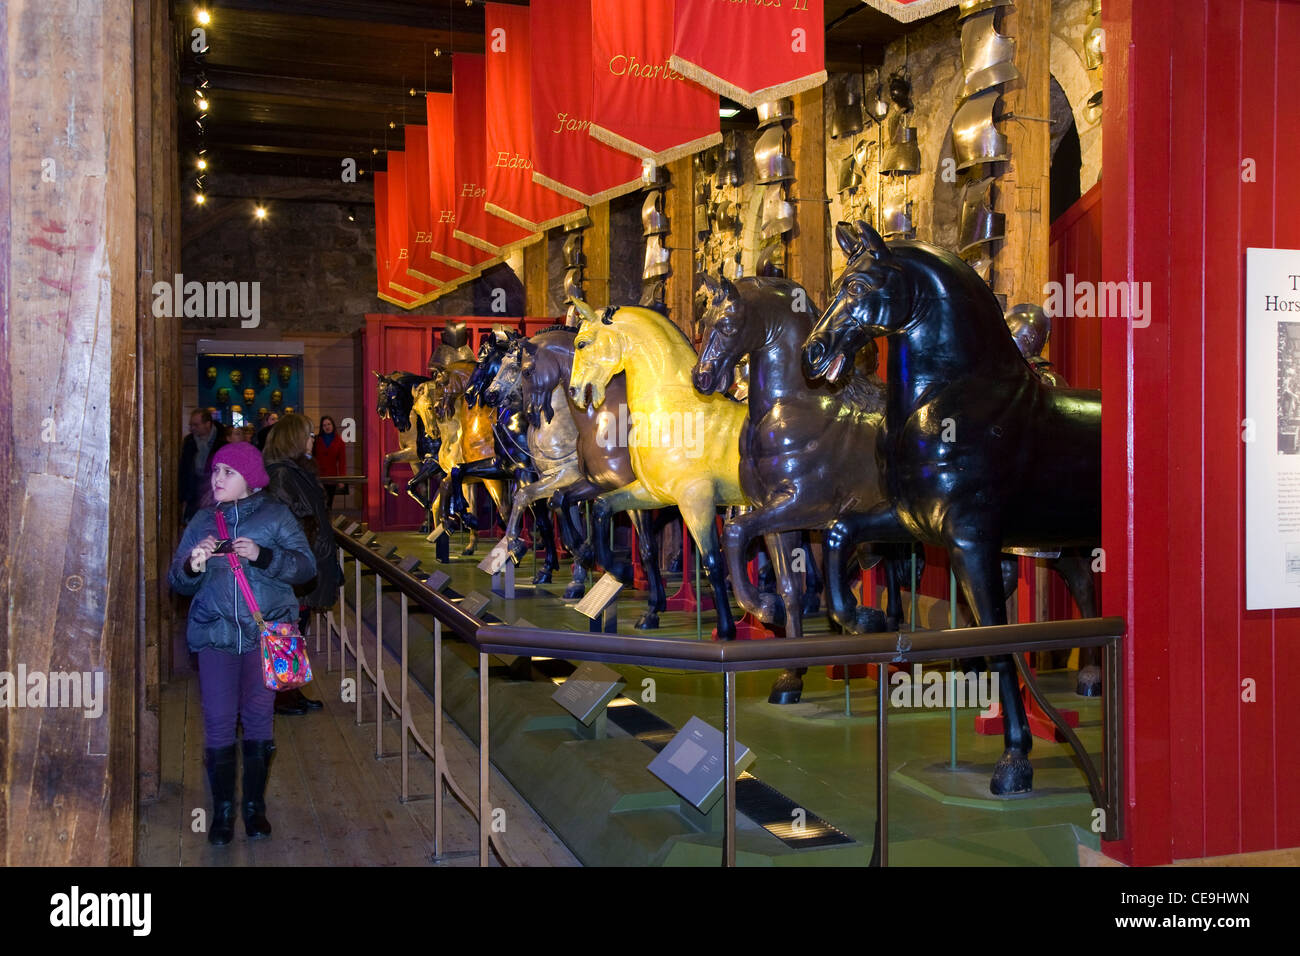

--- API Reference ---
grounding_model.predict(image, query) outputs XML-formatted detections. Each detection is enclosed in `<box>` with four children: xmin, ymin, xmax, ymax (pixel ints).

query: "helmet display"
<box><xmin>1005</xmin><ymin>302</ymin><xmax>1052</xmax><ymax>359</ymax></box>
<box><xmin>205</xmin><ymin>366</ymin><xmax>218</xmax><ymax>385</ymax></box>
<box><xmin>756</xmin><ymin>98</ymin><xmax>794</xmax><ymax>129</ymax></box>
<box><xmin>242</xmin><ymin>388</ymin><xmax>257</xmax><ymax>406</ymax></box>
<box><xmin>257</xmin><ymin>367</ymin><xmax>271</xmax><ymax>387</ymax></box>
<box><xmin>216</xmin><ymin>387</ymin><xmax>230</xmax><ymax>406</ymax></box>
<box><xmin>278</xmin><ymin>364</ymin><xmax>293</xmax><ymax>385</ymax></box>
<box><xmin>229</xmin><ymin>369</ymin><xmax>243</xmax><ymax>387</ymax></box>
<box><xmin>271</xmin><ymin>389</ymin><xmax>283</xmax><ymax>406</ymax></box>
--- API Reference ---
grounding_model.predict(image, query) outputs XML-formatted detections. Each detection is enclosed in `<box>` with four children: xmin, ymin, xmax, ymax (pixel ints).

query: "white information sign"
<box><xmin>1246</xmin><ymin>247</ymin><xmax>1300</xmax><ymax>608</ymax></box>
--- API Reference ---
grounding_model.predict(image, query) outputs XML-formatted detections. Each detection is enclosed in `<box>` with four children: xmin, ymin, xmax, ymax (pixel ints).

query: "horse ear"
<box><xmin>697</xmin><ymin>273</ymin><xmax>720</xmax><ymax>300</ymax></box>
<box><xmin>372</xmin><ymin>370</ymin><xmax>384</xmax><ymax>380</ymax></box>
<box><xmin>835</xmin><ymin>221</ymin><xmax>864</xmax><ymax>260</ymax></box>
<box><xmin>569</xmin><ymin>297</ymin><xmax>598</xmax><ymax>324</ymax></box>
<box><xmin>857</xmin><ymin>220</ymin><xmax>889</xmax><ymax>259</ymax></box>
<box><xmin>720</xmin><ymin>275</ymin><xmax>739</xmax><ymax>301</ymax></box>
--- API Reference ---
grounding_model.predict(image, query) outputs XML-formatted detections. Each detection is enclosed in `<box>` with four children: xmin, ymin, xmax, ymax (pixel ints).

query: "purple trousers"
<box><xmin>197</xmin><ymin>647</ymin><xmax>275</xmax><ymax>748</ymax></box>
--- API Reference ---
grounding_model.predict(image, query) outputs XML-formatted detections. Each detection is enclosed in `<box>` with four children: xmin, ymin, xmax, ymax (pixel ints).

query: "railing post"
<box><xmin>434</xmin><ymin>618</ymin><xmax>444</xmax><ymax>858</ymax></box>
<box><xmin>723</xmin><ymin>669</ymin><xmax>736</xmax><ymax>868</ymax></box>
<box><xmin>876</xmin><ymin>658</ymin><xmax>889</xmax><ymax>867</ymax></box>
<box><xmin>354</xmin><ymin>555</ymin><xmax>363</xmax><ymax>725</ymax></box>
<box><xmin>479</xmin><ymin>651</ymin><xmax>490</xmax><ymax>867</ymax></box>
<box><xmin>376</xmin><ymin>574</ymin><xmax>384</xmax><ymax>757</ymax></box>
<box><xmin>401</xmin><ymin>591</ymin><xmax>409</xmax><ymax>800</ymax></box>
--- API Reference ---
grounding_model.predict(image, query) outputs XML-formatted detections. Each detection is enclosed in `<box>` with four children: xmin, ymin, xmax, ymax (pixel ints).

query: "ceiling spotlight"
<box><xmin>410</xmin><ymin>88</ymin><xmax>418</xmax><ymax>97</ymax></box>
<box><xmin>372</xmin><ymin>147</ymin><xmax>379</xmax><ymax>155</ymax></box>
<box><xmin>197</xmin><ymin>158</ymin><xmax>207</xmax><ymax>170</ymax></box>
<box><xmin>347</xmin><ymin>207</ymin><xmax>356</xmax><ymax>222</ymax></box>
<box><xmin>389</xmin><ymin>121</ymin><xmax>396</xmax><ymax>129</ymax></box>
<box><xmin>254</xmin><ymin>205</ymin><xmax>267</xmax><ymax>220</ymax></box>
<box><xmin>195</xmin><ymin>192</ymin><xmax>207</xmax><ymax>205</ymax></box>
<box><xmin>197</xmin><ymin>9</ymin><xmax>211</xmax><ymax>26</ymax></box>
<box><xmin>719</xmin><ymin>107</ymin><xmax>740</xmax><ymax>118</ymax></box>
<box><xmin>433</xmin><ymin>48</ymin><xmax>442</xmax><ymax>57</ymax></box>
<box><xmin>197</xmin><ymin>96</ymin><xmax>209</xmax><ymax>111</ymax></box>
<box><xmin>195</xmin><ymin>72</ymin><xmax>210</xmax><ymax>91</ymax></box>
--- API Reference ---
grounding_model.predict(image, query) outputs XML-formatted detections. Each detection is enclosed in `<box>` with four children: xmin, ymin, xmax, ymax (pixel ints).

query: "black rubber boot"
<box><xmin>241</xmin><ymin>739</ymin><xmax>276</xmax><ymax>839</ymax></box>
<box><xmin>204</xmin><ymin>744</ymin><xmax>238</xmax><ymax>846</ymax></box>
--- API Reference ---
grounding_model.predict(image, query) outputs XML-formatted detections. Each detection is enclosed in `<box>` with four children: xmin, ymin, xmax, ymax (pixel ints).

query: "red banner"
<box><xmin>373</xmin><ymin>171</ymin><xmax>430</xmax><ymax>309</ymax></box>
<box><xmin>670</xmin><ymin>0</ymin><xmax>826</xmax><ymax>108</ymax></box>
<box><xmin>452</xmin><ymin>53</ymin><xmax>538</xmax><ymax>255</ymax></box>
<box><xmin>858</xmin><ymin>0</ymin><xmax>961</xmax><ymax>22</ymax></box>
<box><xmin>385</xmin><ymin>151</ymin><xmax>444</xmax><ymax>303</ymax></box>
<box><xmin>589</xmin><ymin>0</ymin><xmax>721</xmax><ymax>163</ymax></box>
<box><xmin>529</xmin><ymin>0</ymin><xmax>643</xmax><ymax>205</ymax></box>
<box><xmin>425</xmin><ymin>93</ymin><xmax>499</xmax><ymax>273</ymax></box>
<box><xmin>483</xmin><ymin>3</ymin><xmax>586</xmax><ymax>230</ymax></box>
<box><xmin>401</xmin><ymin>128</ymin><xmax>473</xmax><ymax>290</ymax></box>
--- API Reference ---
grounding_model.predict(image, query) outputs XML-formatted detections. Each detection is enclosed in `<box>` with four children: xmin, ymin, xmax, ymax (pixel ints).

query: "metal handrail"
<box><xmin>332</xmin><ymin>524</ymin><xmax>1125</xmax><ymax>867</ymax></box>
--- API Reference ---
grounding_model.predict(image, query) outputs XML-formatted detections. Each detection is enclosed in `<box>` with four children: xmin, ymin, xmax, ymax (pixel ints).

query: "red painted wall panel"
<box><xmin>1104</xmin><ymin>0</ymin><xmax>1300</xmax><ymax>864</ymax></box>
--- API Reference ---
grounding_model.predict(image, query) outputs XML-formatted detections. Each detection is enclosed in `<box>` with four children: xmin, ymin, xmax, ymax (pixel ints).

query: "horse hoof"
<box><xmin>855</xmin><ymin>607</ymin><xmax>887</xmax><ymax>633</ymax></box>
<box><xmin>990</xmin><ymin>748</ymin><xmax>1034</xmax><ymax>796</ymax></box>
<box><xmin>755</xmin><ymin>594</ymin><xmax>781</xmax><ymax>625</ymax></box>
<box><xmin>508</xmin><ymin>539</ymin><xmax>530</xmax><ymax>563</ymax></box>
<box><xmin>668</xmin><ymin>554</ymin><xmax>683</xmax><ymax>574</ymax></box>
<box><xmin>801</xmin><ymin>593</ymin><xmax>821</xmax><ymax>616</ymax></box>
<box><xmin>1076</xmin><ymin>665</ymin><xmax>1102</xmax><ymax>697</ymax></box>
<box><xmin>563</xmin><ymin>582</ymin><xmax>585</xmax><ymax>600</ymax></box>
<box><xmin>635</xmin><ymin>612</ymin><xmax>660</xmax><ymax>630</ymax></box>
<box><xmin>767</xmin><ymin>671</ymin><xmax>804</xmax><ymax>705</ymax></box>
<box><xmin>461</xmin><ymin>543</ymin><xmax>476</xmax><ymax>556</ymax></box>
<box><xmin>532</xmin><ymin>571</ymin><xmax>553</xmax><ymax>585</ymax></box>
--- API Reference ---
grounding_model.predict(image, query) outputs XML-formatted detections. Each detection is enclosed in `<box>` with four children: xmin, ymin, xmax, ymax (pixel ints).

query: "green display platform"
<box><xmin>345</xmin><ymin>530</ymin><xmax>1106</xmax><ymax>866</ymax></box>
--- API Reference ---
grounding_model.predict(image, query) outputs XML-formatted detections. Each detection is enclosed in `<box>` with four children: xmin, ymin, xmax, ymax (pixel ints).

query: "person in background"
<box><xmin>262</xmin><ymin>413</ymin><xmax>342</xmax><ymax>715</ymax></box>
<box><xmin>179</xmin><ymin>408</ymin><xmax>227</xmax><ymax>524</ymax></box>
<box><xmin>224</xmin><ymin>424</ymin><xmax>245</xmax><ymax>444</ymax></box>
<box><xmin>312</xmin><ymin>415</ymin><xmax>348</xmax><ymax>510</ymax></box>
<box><xmin>167</xmin><ymin>443</ymin><xmax>316</xmax><ymax>845</ymax></box>
<box><xmin>255</xmin><ymin>411</ymin><xmax>280</xmax><ymax>450</ymax></box>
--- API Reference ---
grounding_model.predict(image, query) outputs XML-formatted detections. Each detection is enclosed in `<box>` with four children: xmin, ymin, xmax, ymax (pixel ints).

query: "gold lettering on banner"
<box><xmin>494</xmin><ymin>151</ymin><xmax>534</xmax><ymax>170</ymax></box>
<box><xmin>608</xmin><ymin>54</ymin><xmax>687</xmax><ymax>81</ymax></box>
<box><xmin>552</xmin><ymin>112</ymin><xmax>593</xmax><ymax>134</ymax></box>
<box><xmin>415</xmin><ymin>231</ymin><xmax>431</xmax><ymax>244</ymax></box>
<box><xmin>461</xmin><ymin>183</ymin><xmax>486</xmax><ymax>198</ymax></box>
<box><xmin>399</xmin><ymin>248</ymin><xmax>409</xmax><ymax>260</ymax></box>
<box><xmin>714</xmin><ymin>0</ymin><xmax>786</xmax><ymax>9</ymax></box>
<box><xmin>439</xmin><ymin>211</ymin><xmax>455</xmax><ymax>223</ymax></box>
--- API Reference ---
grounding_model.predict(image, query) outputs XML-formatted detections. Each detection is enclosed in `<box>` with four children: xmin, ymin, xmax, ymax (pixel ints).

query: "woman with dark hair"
<box><xmin>262</xmin><ymin>413</ymin><xmax>342</xmax><ymax>715</ymax></box>
<box><xmin>312</xmin><ymin>415</ymin><xmax>347</xmax><ymax>509</ymax></box>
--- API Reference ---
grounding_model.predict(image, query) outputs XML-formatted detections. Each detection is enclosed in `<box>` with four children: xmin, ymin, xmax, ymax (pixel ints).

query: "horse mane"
<box><xmin>835</xmin><ymin>369</ymin><xmax>887</xmax><ymax>416</ymax></box>
<box><xmin>535</xmin><ymin>323</ymin><xmax>575</xmax><ymax>336</ymax></box>
<box><xmin>611</xmin><ymin>304</ymin><xmax>697</xmax><ymax>352</ymax></box>
<box><xmin>386</xmin><ymin>371</ymin><xmax>432</xmax><ymax>387</ymax></box>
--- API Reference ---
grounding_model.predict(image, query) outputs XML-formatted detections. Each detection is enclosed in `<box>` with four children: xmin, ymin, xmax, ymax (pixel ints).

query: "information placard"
<box><xmin>647</xmin><ymin>716</ymin><xmax>755</xmax><ymax>813</ymax></box>
<box><xmin>1246</xmin><ymin>247</ymin><xmax>1300</xmax><ymax>608</ymax></box>
<box><xmin>552</xmin><ymin>662</ymin><xmax>626</xmax><ymax>726</ymax></box>
<box><xmin>398</xmin><ymin>555</ymin><xmax>422</xmax><ymax>573</ymax></box>
<box><xmin>425</xmin><ymin>570</ymin><xmax>451</xmax><ymax>592</ymax></box>
<box><xmin>459</xmin><ymin>591</ymin><xmax>491</xmax><ymax>618</ymax></box>
<box><xmin>477</xmin><ymin>537</ymin><xmax>512</xmax><ymax>575</ymax></box>
<box><xmin>574</xmin><ymin>573</ymin><xmax>624</xmax><ymax>619</ymax></box>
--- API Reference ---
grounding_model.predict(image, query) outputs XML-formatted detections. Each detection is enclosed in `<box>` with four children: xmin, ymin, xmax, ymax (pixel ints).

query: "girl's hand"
<box><xmin>190</xmin><ymin>541</ymin><xmax>216</xmax><ymax>572</ymax></box>
<box><xmin>231</xmin><ymin>537</ymin><xmax>261</xmax><ymax>561</ymax></box>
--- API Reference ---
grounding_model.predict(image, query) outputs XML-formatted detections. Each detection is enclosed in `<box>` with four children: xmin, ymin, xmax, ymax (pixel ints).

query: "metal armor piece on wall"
<box><xmin>866</xmin><ymin>83</ymin><xmax>890</xmax><ymax>124</ymax></box>
<box><xmin>888</xmin><ymin>73</ymin><xmax>914</xmax><ymax>113</ymax></box>
<box><xmin>761</xmin><ymin>188</ymin><xmax>796</xmax><ymax>239</ymax></box>
<box><xmin>430</xmin><ymin>321</ymin><xmax>476</xmax><ymax>370</ymax></box>
<box><xmin>965</xmin><ymin>253</ymin><xmax>993</xmax><ymax>281</ymax></box>
<box><xmin>754</xmin><ymin>126</ymin><xmax>794</xmax><ymax>184</ymax></box>
<box><xmin>229</xmin><ymin>369</ymin><xmax>243</xmax><ymax>387</ymax></box>
<box><xmin>830</xmin><ymin>78</ymin><xmax>864</xmax><ymax>140</ymax></box>
<box><xmin>242</xmin><ymin>388</ymin><xmax>257</xmax><ymax>406</ymax></box>
<box><xmin>1005</xmin><ymin>302</ymin><xmax>1052</xmax><ymax>359</ymax></box>
<box><xmin>696</xmin><ymin>148</ymin><xmax>718</xmax><ymax>177</ymax></box>
<box><xmin>642</xmin><ymin>161</ymin><xmax>670</xmax><ymax>189</ymax></box>
<box><xmin>716</xmin><ymin>134</ymin><xmax>742</xmax><ymax>187</ymax></box>
<box><xmin>216</xmin><ymin>387</ymin><xmax>230</xmax><ymax>406</ymax></box>
<box><xmin>958</xmin><ymin>176</ymin><xmax>1005</xmax><ymax>254</ymax></box>
<box><xmin>694</xmin><ymin>178</ymin><xmax>710</xmax><ymax>206</ymax></box>
<box><xmin>640</xmin><ymin>277</ymin><xmax>668</xmax><ymax>307</ymax></box>
<box><xmin>837</xmin><ymin>155</ymin><xmax>862</xmax><ymax>194</ymax></box>
<box><xmin>1084</xmin><ymin>0</ymin><xmax>1104</xmax><ymax>70</ymax></box>
<box><xmin>961</xmin><ymin>9</ymin><xmax>1020</xmax><ymax>99</ymax></box>
<box><xmin>257</xmin><ymin>367</ymin><xmax>270</xmax><ymax>387</ymax></box>
<box><xmin>714</xmin><ymin>200</ymin><xmax>742</xmax><ymax>234</ymax></box>
<box><xmin>695</xmin><ymin>203</ymin><xmax>711</xmax><ymax>236</ymax></box>
<box><xmin>563</xmin><ymin>269</ymin><xmax>586</xmax><ymax>302</ymax></box>
<box><xmin>642</xmin><ymin>190</ymin><xmax>670</xmax><ymax>235</ymax></box>
<box><xmin>958</xmin><ymin>0</ymin><xmax>1014</xmax><ymax>19</ymax></box>
<box><xmin>756</xmin><ymin>98</ymin><xmax>794</xmax><ymax>129</ymax></box>
<box><xmin>562</xmin><ymin>232</ymin><xmax>586</xmax><ymax>268</ymax></box>
<box><xmin>854</xmin><ymin>138</ymin><xmax>873</xmax><ymax>170</ymax></box>
<box><xmin>952</xmin><ymin>89</ymin><xmax>1010</xmax><ymax>170</ymax></box>
<box><xmin>205</xmin><ymin>366</ymin><xmax>218</xmax><ymax>385</ymax></box>
<box><xmin>880</xmin><ymin>200</ymin><xmax>915</xmax><ymax>239</ymax></box>
<box><xmin>755</xmin><ymin>241</ymin><xmax>784</xmax><ymax>277</ymax></box>
<box><xmin>643</xmin><ymin>235</ymin><xmax>672</xmax><ymax>278</ymax></box>
<box><xmin>880</xmin><ymin>119</ymin><xmax>921</xmax><ymax>175</ymax></box>
<box><xmin>278</xmin><ymin>364</ymin><xmax>292</xmax><ymax>385</ymax></box>
<box><xmin>270</xmin><ymin>389</ymin><xmax>283</xmax><ymax>407</ymax></box>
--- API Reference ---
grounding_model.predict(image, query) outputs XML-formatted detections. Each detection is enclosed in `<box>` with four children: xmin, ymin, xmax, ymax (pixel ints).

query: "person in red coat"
<box><xmin>312</xmin><ymin>415</ymin><xmax>348</xmax><ymax>509</ymax></box>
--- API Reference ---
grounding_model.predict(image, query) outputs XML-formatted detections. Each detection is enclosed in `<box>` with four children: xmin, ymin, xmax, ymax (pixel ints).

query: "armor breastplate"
<box><xmin>958</xmin><ymin>176</ymin><xmax>1005</xmax><ymax>254</ymax></box>
<box><xmin>695</xmin><ymin>149</ymin><xmax>718</xmax><ymax>177</ymax></box>
<box><xmin>716</xmin><ymin>134</ymin><xmax>741</xmax><ymax>187</ymax></box>
<box><xmin>880</xmin><ymin>116</ymin><xmax>921</xmax><ymax>175</ymax></box>
<box><xmin>880</xmin><ymin>200</ymin><xmax>915</xmax><ymax>240</ymax></box>
<box><xmin>642</xmin><ymin>190</ymin><xmax>670</xmax><ymax>235</ymax></box>
<box><xmin>643</xmin><ymin>235</ymin><xmax>672</xmax><ymax>278</ymax></box>
<box><xmin>695</xmin><ymin>203</ymin><xmax>710</xmax><ymax>236</ymax></box>
<box><xmin>761</xmin><ymin>188</ymin><xmax>796</xmax><ymax>239</ymax></box>
<box><xmin>830</xmin><ymin>81</ymin><xmax>864</xmax><ymax>139</ymax></box>
<box><xmin>837</xmin><ymin>155</ymin><xmax>862</xmax><ymax>194</ymax></box>
<box><xmin>952</xmin><ymin>89</ymin><xmax>1009</xmax><ymax>170</ymax></box>
<box><xmin>694</xmin><ymin>179</ymin><xmax>710</xmax><ymax>206</ymax></box>
<box><xmin>958</xmin><ymin>0</ymin><xmax>1013</xmax><ymax>19</ymax></box>
<box><xmin>961</xmin><ymin>10</ymin><xmax>1020</xmax><ymax>98</ymax></box>
<box><xmin>714</xmin><ymin>200</ymin><xmax>742</xmax><ymax>234</ymax></box>
<box><xmin>755</xmin><ymin>127</ymin><xmax>794</xmax><ymax>184</ymax></box>
<box><xmin>866</xmin><ymin>83</ymin><xmax>890</xmax><ymax>124</ymax></box>
<box><xmin>756</xmin><ymin>98</ymin><xmax>794</xmax><ymax>128</ymax></box>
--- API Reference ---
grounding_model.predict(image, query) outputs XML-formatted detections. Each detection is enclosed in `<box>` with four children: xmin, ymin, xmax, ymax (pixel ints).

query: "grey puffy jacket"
<box><xmin>168</xmin><ymin>492</ymin><xmax>317</xmax><ymax>655</ymax></box>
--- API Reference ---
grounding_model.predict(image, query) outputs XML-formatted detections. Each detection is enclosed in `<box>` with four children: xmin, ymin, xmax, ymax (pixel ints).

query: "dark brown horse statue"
<box><xmin>803</xmin><ymin>221</ymin><xmax>1102</xmax><ymax>796</ymax></box>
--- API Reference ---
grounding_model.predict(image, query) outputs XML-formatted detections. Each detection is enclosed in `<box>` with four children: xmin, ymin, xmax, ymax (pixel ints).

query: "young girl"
<box><xmin>168</xmin><ymin>443</ymin><xmax>317</xmax><ymax>846</ymax></box>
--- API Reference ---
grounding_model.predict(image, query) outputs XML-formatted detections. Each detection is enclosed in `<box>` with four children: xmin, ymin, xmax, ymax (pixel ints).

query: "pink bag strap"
<box><xmin>215</xmin><ymin>509</ymin><xmax>266</xmax><ymax>628</ymax></box>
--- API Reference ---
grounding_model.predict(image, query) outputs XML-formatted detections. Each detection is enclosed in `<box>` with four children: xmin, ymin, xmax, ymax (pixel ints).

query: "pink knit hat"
<box><xmin>212</xmin><ymin>442</ymin><xmax>270</xmax><ymax>491</ymax></box>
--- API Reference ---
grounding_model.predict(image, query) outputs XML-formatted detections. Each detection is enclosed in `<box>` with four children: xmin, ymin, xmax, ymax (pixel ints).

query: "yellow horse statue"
<box><xmin>568</xmin><ymin>299</ymin><xmax>748</xmax><ymax>639</ymax></box>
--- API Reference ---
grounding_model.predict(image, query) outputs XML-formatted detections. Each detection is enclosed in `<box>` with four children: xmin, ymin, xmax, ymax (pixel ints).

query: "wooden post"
<box><xmin>994</xmin><ymin>0</ymin><xmax>1051</xmax><ymax>307</ymax></box>
<box><xmin>587</xmin><ymin>202</ymin><xmax>611</xmax><ymax>308</ymax></box>
<box><xmin>2</xmin><ymin>0</ymin><xmax>139</xmax><ymax>865</ymax></box>
<box><xmin>667</xmin><ymin>157</ymin><xmax>696</xmax><ymax>338</ymax></box>
<box><xmin>523</xmin><ymin>232</ymin><xmax>549</xmax><ymax>317</ymax></box>
<box><xmin>789</xmin><ymin>87</ymin><xmax>830</xmax><ymax>308</ymax></box>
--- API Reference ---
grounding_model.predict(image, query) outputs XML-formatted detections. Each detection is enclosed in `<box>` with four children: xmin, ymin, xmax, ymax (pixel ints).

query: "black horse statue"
<box><xmin>374</xmin><ymin>370</ymin><xmax>442</xmax><ymax>509</ymax></box>
<box><xmin>802</xmin><ymin>221</ymin><xmax>1102</xmax><ymax>796</ymax></box>
<box><xmin>442</xmin><ymin>328</ymin><xmax>563</xmax><ymax>583</ymax></box>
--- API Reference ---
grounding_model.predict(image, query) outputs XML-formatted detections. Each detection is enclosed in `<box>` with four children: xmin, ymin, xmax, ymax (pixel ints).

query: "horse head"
<box><xmin>375</xmin><ymin>370</ymin><xmax>423</xmax><ymax>432</ymax></box>
<box><xmin>518</xmin><ymin>339</ymin><xmax>554</xmax><ymax>429</ymax></box>
<box><xmin>692</xmin><ymin>274</ymin><xmax>748</xmax><ymax>395</ymax></box>
<box><xmin>804</xmin><ymin>220</ymin><xmax>907</xmax><ymax>384</ymax></box>
<box><xmin>568</xmin><ymin>298</ymin><xmax>621</xmax><ymax>409</ymax></box>
<box><xmin>464</xmin><ymin>327</ymin><xmax>520</xmax><ymax>408</ymax></box>
<box><xmin>484</xmin><ymin>340</ymin><xmax>525</xmax><ymax>410</ymax></box>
